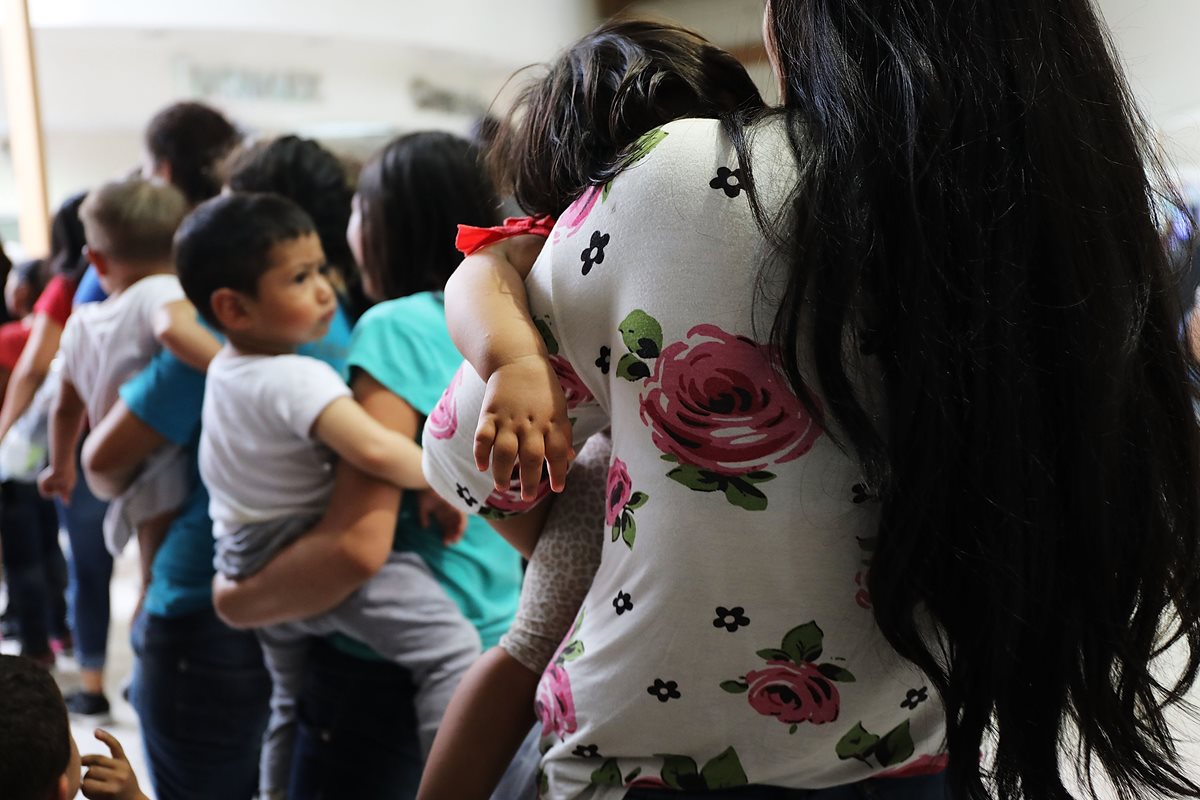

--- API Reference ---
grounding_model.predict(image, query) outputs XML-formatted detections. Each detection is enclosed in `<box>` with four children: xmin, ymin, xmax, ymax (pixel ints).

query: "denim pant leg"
<box><xmin>0</xmin><ymin>481</ymin><xmax>59</xmax><ymax>655</ymax></box>
<box><xmin>288</xmin><ymin>637</ymin><xmax>424</xmax><ymax>800</ymax></box>
<box><xmin>130</xmin><ymin>607</ymin><xmax>271</xmax><ymax>800</ymax></box>
<box><xmin>57</xmin><ymin>476</ymin><xmax>111</xmax><ymax>670</ymax></box>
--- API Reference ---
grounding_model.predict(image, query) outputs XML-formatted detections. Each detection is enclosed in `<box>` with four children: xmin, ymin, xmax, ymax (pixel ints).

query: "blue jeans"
<box><xmin>56</xmin><ymin>476</ymin><xmax>111</xmax><ymax>670</ymax></box>
<box><xmin>0</xmin><ymin>480</ymin><xmax>67</xmax><ymax>655</ymax></box>
<box><xmin>288</xmin><ymin>637</ymin><xmax>424</xmax><ymax>799</ymax></box>
<box><xmin>130</xmin><ymin>607</ymin><xmax>271</xmax><ymax>800</ymax></box>
<box><xmin>624</xmin><ymin>773</ymin><xmax>951</xmax><ymax>799</ymax></box>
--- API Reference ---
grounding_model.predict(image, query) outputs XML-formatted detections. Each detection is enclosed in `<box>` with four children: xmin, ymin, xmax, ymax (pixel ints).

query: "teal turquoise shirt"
<box><xmin>346</xmin><ymin>292</ymin><xmax>522</xmax><ymax>648</ymax></box>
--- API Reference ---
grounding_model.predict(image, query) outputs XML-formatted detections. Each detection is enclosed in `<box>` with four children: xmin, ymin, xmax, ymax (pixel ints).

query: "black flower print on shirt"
<box><xmin>573</xmin><ymin>744</ymin><xmax>602</xmax><ymax>759</ymax></box>
<box><xmin>612</xmin><ymin>591</ymin><xmax>634</xmax><ymax>616</ymax></box>
<box><xmin>713</xmin><ymin>606</ymin><xmax>750</xmax><ymax>633</ymax></box>
<box><xmin>901</xmin><ymin>687</ymin><xmax>929</xmax><ymax>710</ymax></box>
<box><xmin>710</xmin><ymin>166</ymin><xmax>745</xmax><ymax>198</ymax></box>
<box><xmin>455</xmin><ymin>484</ymin><xmax>477</xmax><ymax>508</ymax></box>
<box><xmin>648</xmin><ymin>679</ymin><xmax>682</xmax><ymax>703</ymax></box>
<box><xmin>595</xmin><ymin>346</ymin><xmax>611</xmax><ymax>375</ymax></box>
<box><xmin>581</xmin><ymin>231</ymin><xmax>610</xmax><ymax>276</ymax></box>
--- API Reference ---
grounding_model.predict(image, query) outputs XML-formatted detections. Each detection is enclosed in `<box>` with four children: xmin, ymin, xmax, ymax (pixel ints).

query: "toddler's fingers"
<box><xmin>94</xmin><ymin>729</ymin><xmax>127</xmax><ymax>761</ymax></box>
<box><xmin>473</xmin><ymin>418</ymin><xmax>497</xmax><ymax>472</ymax></box>
<box><xmin>517</xmin><ymin>433</ymin><xmax>546</xmax><ymax>501</ymax></box>
<box><xmin>544</xmin><ymin>434</ymin><xmax>571</xmax><ymax>493</ymax></box>
<box><xmin>490</xmin><ymin>429</ymin><xmax>520</xmax><ymax>491</ymax></box>
<box><xmin>80</xmin><ymin>755</ymin><xmax>114</xmax><ymax>768</ymax></box>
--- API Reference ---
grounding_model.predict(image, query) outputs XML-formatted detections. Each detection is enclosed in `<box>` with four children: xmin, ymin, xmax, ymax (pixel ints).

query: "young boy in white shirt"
<box><xmin>39</xmin><ymin>178</ymin><xmax>217</xmax><ymax>579</ymax></box>
<box><xmin>175</xmin><ymin>192</ymin><xmax>482</xmax><ymax>800</ymax></box>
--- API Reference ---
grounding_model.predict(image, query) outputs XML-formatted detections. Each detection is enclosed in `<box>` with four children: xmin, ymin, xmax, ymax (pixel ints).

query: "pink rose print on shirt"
<box><xmin>550</xmin><ymin>355</ymin><xmax>594</xmax><ymax>409</ymax></box>
<box><xmin>722</xmin><ymin>621</ymin><xmax>856</xmax><ymax>735</ymax></box>
<box><xmin>536</xmin><ymin>611</ymin><xmax>585</xmax><ymax>741</ymax></box>
<box><xmin>744</xmin><ymin>661</ymin><xmax>841</xmax><ymax>725</ymax></box>
<box><xmin>615</xmin><ymin>309</ymin><xmax>823</xmax><ymax>510</ymax></box>
<box><xmin>554</xmin><ymin>185</ymin><xmax>602</xmax><ymax>242</ymax></box>
<box><xmin>536</xmin><ymin>663</ymin><xmax>578</xmax><ymax>739</ymax></box>
<box><xmin>427</xmin><ymin>365</ymin><xmax>464</xmax><ymax>440</ymax></box>
<box><xmin>604</xmin><ymin>457</ymin><xmax>648</xmax><ymax>549</ymax></box>
<box><xmin>478</xmin><ymin>474</ymin><xmax>554</xmax><ymax>520</ymax></box>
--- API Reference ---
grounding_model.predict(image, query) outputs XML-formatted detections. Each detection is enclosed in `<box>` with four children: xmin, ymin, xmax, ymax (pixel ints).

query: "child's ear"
<box><xmin>210</xmin><ymin>288</ymin><xmax>252</xmax><ymax>331</ymax></box>
<box><xmin>54</xmin><ymin>772</ymin><xmax>70</xmax><ymax>800</ymax></box>
<box><xmin>85</xmin><ymin>246</ymin><xmax>108</xmax><ymax>277</ymax></box>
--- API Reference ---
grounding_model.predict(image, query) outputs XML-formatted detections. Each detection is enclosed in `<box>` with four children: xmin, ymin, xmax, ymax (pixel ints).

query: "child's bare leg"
<box><xmin>418</xmin><ymin>647</ymin><xmax>540</xmax><ymax>800</ymax></box>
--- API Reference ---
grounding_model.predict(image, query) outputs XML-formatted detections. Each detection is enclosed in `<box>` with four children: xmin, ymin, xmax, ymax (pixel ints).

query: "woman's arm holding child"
<box><xmin>37</xmin><ymin>378</ymin><xmax>86</xmax><ymax>503</ymax></box>
<box><xmin>444</xmin><ymin>234</ymin><xmax>573</xmax><ymax>498</ymax></box>
<box><xmin>312</xmin><ymin>396</ymin><xmax>428</xmax><ymax>490</ymax></box>
<box><xmin>153</xmin><ymin>299</ymin><xmax>221</xmax><ymax>371</ymax></box>
<box><xmin>214</xmin><ymin>373</ymin><xmax>467</xmax><ymax>627</ymax></box>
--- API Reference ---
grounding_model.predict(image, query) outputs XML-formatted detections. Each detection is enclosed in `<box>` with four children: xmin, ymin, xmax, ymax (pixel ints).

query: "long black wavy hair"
<box><xmin>729</xmin><ymin>1</ymin><xmax>1200</xmax><ymax>798</ymax></box>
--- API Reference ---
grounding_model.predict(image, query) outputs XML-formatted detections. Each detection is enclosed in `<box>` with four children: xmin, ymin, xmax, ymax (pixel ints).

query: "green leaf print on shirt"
<box><xmin>836</xmin><ymin>719</ymin><xmax>916</xmax><ymax>768</ymax></box>
<box><xmin>586</xmin><ymin>747</ymin><xmax>748</xmax><ymax>792</ymax></box>
<box><xmin>534</xmin><ymin>316</ymin><xmax>559</xmax><ymax>356</ymax></box>
<box><xmin>627</xmin><ymin>127</ymin><xmax>670</xmax><ymax>166</ymax></box>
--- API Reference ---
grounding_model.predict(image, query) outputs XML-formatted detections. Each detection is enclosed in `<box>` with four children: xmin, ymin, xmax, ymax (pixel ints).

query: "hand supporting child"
<box><xmin>81</xmin><ymin>729</ymin><xmax>150</xmax><ymax>800</ymax></box>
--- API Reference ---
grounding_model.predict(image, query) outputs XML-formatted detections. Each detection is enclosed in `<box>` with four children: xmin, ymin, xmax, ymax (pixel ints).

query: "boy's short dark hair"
<box><xmin>175</xmin><ymin>192</ymin><xmax>316</xmax><ymax>328</ymax></box>
<box><xmin>0</xmin><ymin>655</ymin><xmax>70</xmax><ymax>800</ymax></box>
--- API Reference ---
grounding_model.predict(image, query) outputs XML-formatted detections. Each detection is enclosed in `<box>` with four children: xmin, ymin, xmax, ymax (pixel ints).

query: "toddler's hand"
<box><xmin>81</xmin><ymin>729</ymin><xmax>149</xmax><ymax>800</ymax></box>
<box><xmin>474</xmin><ymin>355</ymin><xmax>572</xmax><ymax>500</ymax></box>
<box><xmin>37</xmin><ymin>464</ymin><xmax>75</xmax><ymax>504</ymax></box>
<box><xmin>418</xmin><ymin>490</ymin><xmax>468</xmax><ymax>546</ymax></box>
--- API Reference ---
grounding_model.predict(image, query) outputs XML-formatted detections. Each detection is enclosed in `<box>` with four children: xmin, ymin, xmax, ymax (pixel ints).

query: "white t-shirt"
<box><xmin>58</xmin><ymin>273</ymin><xmax>185</xmax><ymax>425</ymax></box>
<box><xmin>200</xmin><ymin>348</ymin><xmax>351</xmax><ymax>537</ymax></box>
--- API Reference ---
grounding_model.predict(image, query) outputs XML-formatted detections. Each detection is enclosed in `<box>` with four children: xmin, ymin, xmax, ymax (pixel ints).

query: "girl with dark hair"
<box><xmin>143</xmin><ymin>101</ymin><xmax>239</xmax><ymax>207</ymax></box>
<box><xmin>210</xmin><ymin>131</ymin><xmax>523</xmax><ymax>799</ymax></box>
<box><xmin>421</xmin><ymin>2</ymin><xmax>1200</xmax><ymax>798</ymax></box>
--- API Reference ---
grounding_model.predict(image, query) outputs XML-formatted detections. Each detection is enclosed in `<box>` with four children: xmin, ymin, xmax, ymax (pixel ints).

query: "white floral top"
<box><xmin>423</xmin><ymin>117</ymin><xmax>946</xmax><ymax>799</ymax></box>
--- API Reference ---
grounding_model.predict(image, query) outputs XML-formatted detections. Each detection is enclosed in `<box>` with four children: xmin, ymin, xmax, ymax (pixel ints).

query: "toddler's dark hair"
<box><xmin>489</xmin><ymin>19</ymin><xmax>765</xmax><ymax>216</ymax></box>
<box><xmin>175</xmin><ymin>192</ymin><xmax>316</xmax><ymax>328</ymax></box>
<box><xmin>145</xmin><ymin>101</ymin><xmax>239</xmax><ymax>206</ymax></box>
<box><xmin>0</xmin><ymin>655</ymin><xmax>71</xmax><ymax>800</ymax></box>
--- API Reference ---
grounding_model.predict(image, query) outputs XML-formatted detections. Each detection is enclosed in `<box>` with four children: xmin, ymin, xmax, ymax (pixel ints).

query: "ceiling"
<box><xmin>0</xmin><ymin>0</ymin><xmax>1198</xmax><ymax>215</ymax></box>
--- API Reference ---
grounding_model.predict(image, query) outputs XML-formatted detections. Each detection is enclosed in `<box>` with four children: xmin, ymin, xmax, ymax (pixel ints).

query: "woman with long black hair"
<box><xmin>421</xmin><ymin>1</ymin><xmax>1200</xmax><ymax>797</ymax></box>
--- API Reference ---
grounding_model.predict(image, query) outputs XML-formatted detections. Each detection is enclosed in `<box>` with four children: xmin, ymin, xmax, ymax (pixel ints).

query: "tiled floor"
<box><xmin>6</xmin><ymin>541</ymin><xmax>1200</xmax><ymax>800</ymax></box>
